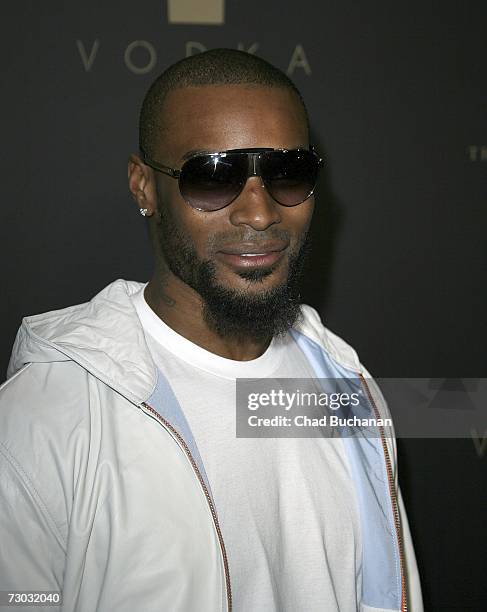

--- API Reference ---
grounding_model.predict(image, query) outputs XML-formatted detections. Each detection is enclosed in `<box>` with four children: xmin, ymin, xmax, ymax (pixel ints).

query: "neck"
<box><xmin>144</xmin><ymin>268</ymin><xmax>272</xmax><ymax>361</ymax></box>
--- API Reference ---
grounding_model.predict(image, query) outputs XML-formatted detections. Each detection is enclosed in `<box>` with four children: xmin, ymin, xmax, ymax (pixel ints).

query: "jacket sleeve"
<box><xmin>0</xmin><ymin>442</ymin><xmax>66</xmax><ymax>612</ymax></box>
<box><xmin>0</xmin><ymin>363</ymin><xmax>68</xmax><ymax>612</ymax></box>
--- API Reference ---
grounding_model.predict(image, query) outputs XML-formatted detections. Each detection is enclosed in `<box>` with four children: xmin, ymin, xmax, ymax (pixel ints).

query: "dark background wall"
<box><xmin>2</xmin><ymin>1</ymin><xmax>486</xmax><ymax>610</ymax></box>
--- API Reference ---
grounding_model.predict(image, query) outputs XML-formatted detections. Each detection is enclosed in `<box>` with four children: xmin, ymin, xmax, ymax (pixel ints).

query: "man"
<box><xmin>0</xmin><ymin>49</ymin><xmax>422</xmax><ymax>611</ymax></box>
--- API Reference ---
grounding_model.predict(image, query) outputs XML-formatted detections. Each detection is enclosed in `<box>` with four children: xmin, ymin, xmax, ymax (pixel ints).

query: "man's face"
<box><xmin>151</xmin><ymin>84</ymin><xmax>314</xmax><ymax>338</ymax></box>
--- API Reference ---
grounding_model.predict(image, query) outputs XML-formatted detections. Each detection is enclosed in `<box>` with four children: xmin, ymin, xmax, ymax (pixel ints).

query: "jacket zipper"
<box><xmin>140</xmin><ymin>402</ymin><xmax>232</xmax><ymax>612</ymax></box>
<box><xmin>359</xmin><ymin>375</ymin><xmax>408</xmax><ymax>612</ymax></box>
<box><xmin>141</xmin><ymin>382</ymin><xmax>405</xmax><ymax>612</ymax></box>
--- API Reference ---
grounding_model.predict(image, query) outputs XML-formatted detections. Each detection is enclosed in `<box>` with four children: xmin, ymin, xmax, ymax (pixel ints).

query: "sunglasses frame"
<box><xmin>140</xmin><ymin>146</ymin><xmax>324</xmax><ymax>211</ymax></box>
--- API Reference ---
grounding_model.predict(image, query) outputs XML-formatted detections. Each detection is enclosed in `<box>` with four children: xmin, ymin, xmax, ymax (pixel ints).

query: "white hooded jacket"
<box><xmin>0</xmin><ymin>279</ymin><xmax>423</xmax><ymax>612</ymax></box>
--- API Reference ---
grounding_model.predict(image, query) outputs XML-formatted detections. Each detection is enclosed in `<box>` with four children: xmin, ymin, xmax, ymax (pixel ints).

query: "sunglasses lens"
<box><xmin>260</xmin><ymin>150</ymin><xmax>320</xmax><ymax>206</ymax></box>
<box><xmin>179</xmin><ymin>154</ymin><xmax>247</xmax><ymax>211</ymax></box>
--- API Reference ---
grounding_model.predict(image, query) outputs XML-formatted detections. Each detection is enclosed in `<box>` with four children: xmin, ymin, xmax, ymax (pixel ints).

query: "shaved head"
<box><xmin>139</xmin><ymin>48</ymin><xmax>309</xmax><ymax>159</ymax></box>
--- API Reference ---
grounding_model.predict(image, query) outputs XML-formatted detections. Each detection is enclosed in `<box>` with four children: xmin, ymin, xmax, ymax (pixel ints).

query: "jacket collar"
<box><xmin>7</xmin><ymin>279</ymin><xmax>156</xmax><ymax>405</ymax></box>
<box><xmin>7</xmin><ymin>278</ymin><xmax>361</xmax><ymax>404</ymax></box>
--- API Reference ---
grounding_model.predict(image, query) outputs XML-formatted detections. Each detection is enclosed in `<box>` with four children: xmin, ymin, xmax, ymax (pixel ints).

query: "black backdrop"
<box><xmin>2</xmin><ymin>2</ymin><xmax>486</xmax><ymax>610</ymax></box>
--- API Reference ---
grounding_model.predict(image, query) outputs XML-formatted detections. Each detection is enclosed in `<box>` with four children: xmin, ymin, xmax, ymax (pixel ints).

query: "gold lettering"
<box><xmin>186</xmin><ymin>41</ymin><xmax>207</xmax><ymax>57</ymax></box>
<box><xmin>76</xmin><ymin>40</ymin><xmax>100</xmax><ymax>72</ymax></box>
<box><xmin>471</xmin><ymin>428</ymin><xmax>487</xmax><ymax>458</ymax></box>
<box><xmin>237</xmin><ymin>43</ymin><xmax>259</xmax><ymax>55</ymax></box>
<box><xmin>287</xmin><ymin>44</ymin><xmax>311</xmax><ymax>76</ymax></box>
<box><xmin>124</xmin><ymin>41</ymin><xmax>157</xmax><ymax>75</ymax></box>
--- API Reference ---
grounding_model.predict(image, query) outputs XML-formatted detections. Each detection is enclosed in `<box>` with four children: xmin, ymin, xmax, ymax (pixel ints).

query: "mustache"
<box><xmin>207</xmin><ymin>227</ymin><xmax>292</xmax><ymax>251</ymax></box>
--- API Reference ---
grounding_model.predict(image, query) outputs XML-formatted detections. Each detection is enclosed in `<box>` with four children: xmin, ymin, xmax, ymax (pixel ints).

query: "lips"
<box><xmin>216</xmin><ymin>241</ymin><xmax>288</xmax><ymax>269</ymax></box>
<box><xmin>218</xmin><ymin>241</ymin><xmax>288</xmax><ymax>255</ymax></box>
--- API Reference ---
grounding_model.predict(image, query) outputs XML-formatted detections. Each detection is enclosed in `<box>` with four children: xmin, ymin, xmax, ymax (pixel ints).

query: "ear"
<box><xmin>127</xmin><ymin>153</ymin><xmax>158</xmax><ymax>217</ymax></box>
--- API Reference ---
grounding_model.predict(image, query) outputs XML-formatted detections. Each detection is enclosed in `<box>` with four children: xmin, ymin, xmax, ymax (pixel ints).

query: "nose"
<box><xmin>228</xmin><ymin>176</ymin><xmax>281</xmax><ymax>231</ymax></box>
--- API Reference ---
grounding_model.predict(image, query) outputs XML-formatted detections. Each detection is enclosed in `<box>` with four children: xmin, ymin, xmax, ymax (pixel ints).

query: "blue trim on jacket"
<box><xmin>290</xmin><ymin>329</ymin><xmax>401</xmax><ymax>610</ymax></box>
<box><xmin>147</xmin><ymin>369</ymin><xmax>214</xmax><ymax>500</ymax></box>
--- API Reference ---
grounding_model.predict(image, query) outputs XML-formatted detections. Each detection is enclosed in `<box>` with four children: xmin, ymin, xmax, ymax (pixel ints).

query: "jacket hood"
<box><xmin>7</xmin><ymin>279</ymin><xmax>156</xmax><ymax>404</ymax></box>
<box><xmin>7</xmin><ymin>278</ymin><xmax>362</xmax><ymax>404</ymax></box>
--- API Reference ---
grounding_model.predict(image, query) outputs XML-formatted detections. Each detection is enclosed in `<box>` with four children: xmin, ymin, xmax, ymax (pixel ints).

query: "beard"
<box><xmin>156</xmin><ymin>204</ymin><xmax>311</xmax><ymax>342</ymax></box>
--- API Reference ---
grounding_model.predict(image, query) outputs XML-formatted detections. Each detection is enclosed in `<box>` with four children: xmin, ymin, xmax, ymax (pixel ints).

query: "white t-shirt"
<box><xmin>132</xmin><ymin>286</ymin><xmax>362</xmax><ymax>612</ymax></box>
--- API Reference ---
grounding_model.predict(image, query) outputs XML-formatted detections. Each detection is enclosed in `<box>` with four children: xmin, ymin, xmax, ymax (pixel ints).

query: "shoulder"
<box><xmin>295</xmin><ymin>304</ymin><xmax>396</xmax><ymax>455</ymax></box>
<box><xmin>0</xmin><ymin>358</ymin><xmax>136</xmax><ymax>467</ymax></box>
<box><xmin>0</xmin><ymin>361</ymin><xmax>103</xmax><ymax>490</ymax></box>
<box><xmin>0</xmin><ymin>360</ymin><xmax>92</xmax><ymax>437</ymax></box>
<box><xmin>0</xmin><ymin>361</ymin><xmax>94</xmax><ymax>545</ymax></box>
<box><xmin>295</xmin><ymin>303</ymin><xmax>363</xmax><ymax>373</ymax></box>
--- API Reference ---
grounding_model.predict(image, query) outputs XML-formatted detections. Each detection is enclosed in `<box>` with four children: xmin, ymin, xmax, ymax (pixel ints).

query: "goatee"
<box><xmin>157</xmin><ymin>208</ymin><xmax>310</xmax><ymax>342</ymax></box>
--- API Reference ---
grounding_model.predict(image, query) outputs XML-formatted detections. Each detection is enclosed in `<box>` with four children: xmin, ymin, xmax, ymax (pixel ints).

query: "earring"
<box><xmin>139</xmin><ymin>208</ymin><xmax>151</xmax><ymax>217</ymax></box>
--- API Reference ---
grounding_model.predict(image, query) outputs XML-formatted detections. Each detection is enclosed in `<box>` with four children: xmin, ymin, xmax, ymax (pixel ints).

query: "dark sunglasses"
<box><xmin>140</xmin><ymin>146</ymin><xmax>324</xmax><ymax>212</ymax></box>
